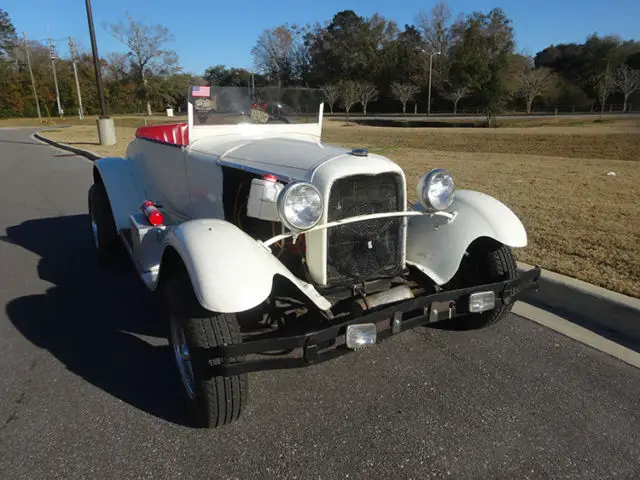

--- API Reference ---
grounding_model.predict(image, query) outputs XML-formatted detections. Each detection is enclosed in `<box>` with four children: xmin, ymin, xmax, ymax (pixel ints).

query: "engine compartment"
<box><xmin>221</xmin><ymin>167</ymin><xmax>308</xmax><ymax>281</ymax></box>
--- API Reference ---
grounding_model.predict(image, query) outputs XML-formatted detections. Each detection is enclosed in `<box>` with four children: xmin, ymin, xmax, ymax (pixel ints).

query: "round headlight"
<box><xmin>277</xmin><ymin>182</ymin><xmax>324</xmax><ymax>231</ymax></box>
<box><xmin>417</xmin><ymin>168</ymin><xmax>455</xmax><ymax>211</ymax></box>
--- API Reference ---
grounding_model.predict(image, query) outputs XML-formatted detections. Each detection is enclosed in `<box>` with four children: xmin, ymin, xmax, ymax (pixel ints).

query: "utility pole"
<box><xmin>68</xmin><ymin>37</ymin><xmax>84</xmax><ymax>119</ymax></box>
<box><xmin>22</xmin><ymin>33</ymin><xmax>41</xmax><ymax>120</ymax></box>
<box><xmin>48</xmin><ymin>38</ymin><xmax>64</xmax><ymax>117</ymax></box>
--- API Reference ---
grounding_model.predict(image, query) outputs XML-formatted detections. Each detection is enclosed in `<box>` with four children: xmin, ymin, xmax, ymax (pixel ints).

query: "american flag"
<box><xmin>192</xmin><ymin>86</ymin><xmax>211</xmax><ymax>97</ymax></box>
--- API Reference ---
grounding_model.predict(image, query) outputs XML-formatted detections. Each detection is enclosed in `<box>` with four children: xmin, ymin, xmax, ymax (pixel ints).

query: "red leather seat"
<box><xmin>135</xmin><ymin>123</ymin><xmax>189</xmax><ymax>146</ymax></box>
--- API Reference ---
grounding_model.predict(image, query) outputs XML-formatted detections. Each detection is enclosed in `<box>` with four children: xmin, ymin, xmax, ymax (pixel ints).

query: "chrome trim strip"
<box><xmin>260</xmin><ymin>210</ymin><xmax>425</xmax><ymax>248</ymax></box>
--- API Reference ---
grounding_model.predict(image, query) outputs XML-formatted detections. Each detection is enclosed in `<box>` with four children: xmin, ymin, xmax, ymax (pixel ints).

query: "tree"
<box><xmin>593</xmin><ymin>64</ymin><xmax>614</xmax><ymax>114</ymax></box>
<box><xmin>448</xmin><ymin>8</ymin><xmax>515</xmax><ymax>125</ymax></box>
<box><xmin>390</xmin><ymin>82</ymin><xmax>420</xmax><ymax>113</ymax></box>
<box><xmin>442</xmin><ymin>84</ymin><xmax>470</xmax><ymax>114</ymax></box>
<box><xmin>415</xmin><ymin>1</ymin><xmax>457</xmax><ymax>87</ymax></box>
<box><xmin>0</xmin><ymin>8</ymin><xmax>17</xmax><ymax>57</ymax></box>
<box><xmin>356</xmin><ymin>82</ymin><xmax>379</xmax><ymax>115</ymax></box>
<box><xmin>321</xmin><ymin>84</ymin><xmax>340</xmax><ymax>114</ymax></box>
<box><xmin>339</xmin><ymin>80</ymin><xmax>359</xmax><ymax>122</ymax></box>
<box><xmin>203</xmin><ymin>64</ymin><xmax>263</xmax><ymax>88</ymax></box>
<box><xmin>518</xmin><ymin>66</ymin><xmax>552</xmax><ymax>113</ymax></box>
<box><xmin>251</xmin><ymin>25</ymin><xmax>297</xmax><ymax>88</ymax></box>
<box><xmin>613</xmin><ymin>64</ymin><xmax>640</xmax><ymax>112</ymax></box>
<box><xmin>104</xmin><ymin>14</ymin><xmax>179</xmax><ymax>115</ymax></box>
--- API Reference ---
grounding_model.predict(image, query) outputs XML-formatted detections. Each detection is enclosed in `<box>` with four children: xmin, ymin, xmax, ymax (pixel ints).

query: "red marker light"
<box><xmin>141</xmin><ymin>200</ymin><xmax>164</xmax><ymax>226</ymax></box>
<box><xmin>262</xmin><ymin>103</ymin><xmax>267</xmax><ymax>110</ymax></box>
<box><xmin>263</xmin><ymin>174</ymin><xmax>277</xmax><ymax>182</ymax></box>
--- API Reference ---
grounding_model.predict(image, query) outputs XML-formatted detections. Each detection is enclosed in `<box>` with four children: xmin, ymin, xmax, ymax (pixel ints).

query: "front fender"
<box><xmin>406</xmin><ymin>189</ymin><xmax>527</xmax><ymax>285</ymax></box>
<box><xmin>94</xmin><ymin>157</ymin><xmax>145</xmax><ymax>231</ymax></box>
<box><xmin>162</xmin><ymin>219</ymin><xmax>332</xmax><ymax>313</ymax></box>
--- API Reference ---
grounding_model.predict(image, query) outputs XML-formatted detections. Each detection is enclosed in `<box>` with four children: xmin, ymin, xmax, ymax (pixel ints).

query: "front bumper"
<box><xmin>204</xmin><ymin>266</ymin><xmax>541</xmax><ymax>377</ymax></box>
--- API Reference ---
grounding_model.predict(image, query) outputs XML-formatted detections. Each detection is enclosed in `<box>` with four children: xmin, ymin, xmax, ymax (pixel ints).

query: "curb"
<box><xmin>34</xmin><ymin>130</ymin><xmax>640</xmax><ymax>356</ymax></box>
<box><xmin>517</xmin><ymin>261</ymin><xmax>640</xmax><ymax>350</ymax></box>
<box><xmin>34</xmin><ymin>131</ymin><xmax>102</xmax><ymax>161</ymax></box>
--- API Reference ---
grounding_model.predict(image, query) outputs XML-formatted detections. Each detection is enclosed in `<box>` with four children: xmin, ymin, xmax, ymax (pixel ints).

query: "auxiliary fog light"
<box><xmin>469</xmin><ymin>291</ymin><xmax>496</xmax><ymax>313</ymax></box>
<box><xmin>346</xmin><ymin>324</ymin><xmax>377</xmax><ymax>349</ymax></box>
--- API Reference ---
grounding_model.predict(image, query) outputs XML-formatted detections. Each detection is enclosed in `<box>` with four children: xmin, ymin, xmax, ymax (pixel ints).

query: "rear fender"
<box><xmin>406</xmin><ymin>189</ymin><xmax>527</xmax><ymax>285</ymax></box>
<box><xmin>158</xmin><ymin>219</ymin><xmax>331</xmax><ymax>313</ymax></box>
<box><xmin>93</xmin><ymin>157</ymin><xmax>145</xmax><ymax>232</ymax></box>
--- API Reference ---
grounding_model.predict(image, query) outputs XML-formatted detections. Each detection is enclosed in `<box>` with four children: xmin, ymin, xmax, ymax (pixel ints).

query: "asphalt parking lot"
<box><xmin>1</xmin><ymin>128</ymin><xmax>639</xmax><ymax>480</ymax></box>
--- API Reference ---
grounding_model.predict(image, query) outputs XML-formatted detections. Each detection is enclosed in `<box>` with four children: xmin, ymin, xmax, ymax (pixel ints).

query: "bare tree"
<box><xmin>356</xmin><ymin>82</ymin><xmax>379</xmax><ymax>115</ymax></box>
<box><xmin>442</xmin><ymin>84</ymin><xmax>470</xmax><ymax>115</ymax></box>
<box><xmin>104</xmin><ymin>52</ymin><xmax>130</xmax><ymax>82</ymax></box>
<box><xmin>415</xmin><ymin>1</ymin><xmax>457</xmax><ymax>86</ymax></box>
<box><xmin>613</xmin><ymin>64</ymin><xmax>640</xmax><ymax>113</ymax></box>
<box><xmin>593</xmin><ymin>64</ymin><xmax>614</xmax><ymax>115</ymax></box>
<box><xmin>391</xmin><ymin>82</ymin><xmax>420</xmax><ymax>114</ymax></box>
<box><xmin>104</xmin><ymin>14</ymin><xmax>178</xmax><ymax>115</ymax></box>
<box><xmin>339</xmin><ymin>80</ymin><xmax>359</xmax><ymax>123</ymax></box>
<box><xmin>321</xmin><ymin>84</ymin><xmax>340</xmax><ymax>114</ymax></box>
<box><xmin>251</xmin><ymin>25</ymin><xmax>295</xmax><ymax>88</ymax></box>
<box><xmin>518</xmin><ymin>67</ymin><xmax>552</xmax><ymax>114</ymax></box>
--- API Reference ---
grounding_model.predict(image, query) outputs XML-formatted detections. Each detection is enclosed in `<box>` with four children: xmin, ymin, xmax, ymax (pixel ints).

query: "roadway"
<box><xmin>0</xmin><ymin>128</ymin><xmax>639</xmax><ymax>479</ymax></box>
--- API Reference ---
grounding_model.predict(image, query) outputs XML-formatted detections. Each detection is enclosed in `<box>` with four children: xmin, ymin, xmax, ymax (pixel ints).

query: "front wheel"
<box><xmin>434</xmin><ymin>239</ymin><xmax>518</xmax><ymax>330</ymax></box>
<box><xmin>164</xmin><ymin>271</ymin><xmax>247</xmax><ymax>428</ymax></box>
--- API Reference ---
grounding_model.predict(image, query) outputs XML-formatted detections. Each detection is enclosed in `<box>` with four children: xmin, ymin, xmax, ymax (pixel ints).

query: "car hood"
<box><xmin>188</xmin><ymin>136</ymin><xmax>351</xmax><ymax>181</ymax></box>
<box><xmin>189</xmin><ymin>135</ymin><xmax>402</xmax><ymax>183</ymax></box>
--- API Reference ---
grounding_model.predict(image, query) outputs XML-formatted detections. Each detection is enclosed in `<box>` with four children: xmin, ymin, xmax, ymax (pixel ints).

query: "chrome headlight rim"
<box><xmin>417</xmin><ymin>168</ymin><xmax>456</xmax><ymax>212</ymax></box>
<box><xmin>276</xmin><ymin>181</ymin><xmax>324</xmax><ymax>232</ymax></box>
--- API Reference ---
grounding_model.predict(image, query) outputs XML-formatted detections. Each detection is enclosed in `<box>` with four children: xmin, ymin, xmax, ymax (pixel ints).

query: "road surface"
<box><xmin>1</xmin><ymin>128</ymin><xmax>639</xmax><ymax>480</ymax></box>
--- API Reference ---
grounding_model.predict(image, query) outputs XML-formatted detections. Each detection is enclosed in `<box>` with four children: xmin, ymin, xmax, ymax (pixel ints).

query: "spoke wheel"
<box><xmin>170</xmin><ymin>316</ymin><xmax>196</xmax><ymax>400</ymax></box>
<box><xmin>164</xmin><ymin>270</ymin><xmax>248</xmax><ymax>428</ymax></box>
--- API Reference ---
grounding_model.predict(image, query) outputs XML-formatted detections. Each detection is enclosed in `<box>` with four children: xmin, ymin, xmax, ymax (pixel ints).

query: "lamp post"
<box><xmin>85</xmin><ymin>0</ymin><xmax>116</xmax><ymax>145</ymax></box>
<box><xmin>427</xmin><ymin>50</ymin><xmax>441</xmax><ymax>116</ymax></box>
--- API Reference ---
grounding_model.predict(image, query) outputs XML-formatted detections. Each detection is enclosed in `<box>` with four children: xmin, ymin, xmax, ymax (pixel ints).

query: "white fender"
<box><xmin>94</xmin><ymin>157</ymin><xmax>145</xmax><ymax>231</ymax></box>
<box><xmin>162</xmin><ymin>219</ymin><xmax>332</xmax><ymax>313</ymax></box>
<box><xmin>406</xmin><ymin>189</ymin><xmax>528</xmax><ymax>285</ymax></box>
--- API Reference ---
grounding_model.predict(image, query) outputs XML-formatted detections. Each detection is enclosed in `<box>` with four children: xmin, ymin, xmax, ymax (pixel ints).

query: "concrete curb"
<box><xmin>517</xmin><ymin>261</ymin><xmax>640</xmax><ymax>350</ymax></box>
<box><xmin>34</xmin><ymin>131</ymin><xmax>102</xmax><ymax>161</ymax></box>
<box><xmin>34</xmin><ymin>130</ymin><xmax>640</xmax><ymax>356</ymax></box>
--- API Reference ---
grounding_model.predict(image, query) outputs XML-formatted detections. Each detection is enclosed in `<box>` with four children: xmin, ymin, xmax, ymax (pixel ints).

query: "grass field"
<box><xmin>25</xmin><ymin>115</ymin><xmax>640</xmax><ymax>298</ymax></box>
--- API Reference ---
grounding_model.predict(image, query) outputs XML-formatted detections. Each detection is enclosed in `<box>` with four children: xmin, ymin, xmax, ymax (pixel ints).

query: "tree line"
<box><xmin>1</xmin><ymin>4</ymin><xmax>639</xmax><ymax>119</ymax></box>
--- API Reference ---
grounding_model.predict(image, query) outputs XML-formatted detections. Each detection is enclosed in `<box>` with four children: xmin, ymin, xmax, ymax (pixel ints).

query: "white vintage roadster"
<box><xmin>88</xmin><ymin>86</ymin><xmax>540</xmax><ymax>428</ymax></box>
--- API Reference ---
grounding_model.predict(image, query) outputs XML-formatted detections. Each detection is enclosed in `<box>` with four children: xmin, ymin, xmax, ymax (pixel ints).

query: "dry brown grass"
<box><xmin>40</xmin><ymin>120</ymin><xmax>640</xmax><ymax>297</ymax></box>
<box><xmin>322</xmin><ymin>120</ymin><xmax>640</xmax><ymax>161</ymax></box>
<box><xmin>41</xmin><ymin>125</ymin><xmax>138</xmax><ymax>158</ymax></box>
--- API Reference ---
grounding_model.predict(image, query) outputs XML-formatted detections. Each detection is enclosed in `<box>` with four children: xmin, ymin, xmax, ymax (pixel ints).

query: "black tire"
<box><xmin>88</xmin><ymin>183</ymin><xmax>120</xmax><ymax>261</ymax></box>
<box><xmin>433</xmin><ymin>239</ymin><xmax>517</xmax><ymax>331</ymax></box>
<box><xmin>164</xmin><ymin>270</ymin><xmax>247</xmax><ymax>429</ymax></box>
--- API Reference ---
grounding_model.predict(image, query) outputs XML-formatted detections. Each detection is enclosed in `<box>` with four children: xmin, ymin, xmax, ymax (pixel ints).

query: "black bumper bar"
<box><xmin>204</xmin><ymin>266</ymin><xmax>542</xmax><ymax>376</ymax></box>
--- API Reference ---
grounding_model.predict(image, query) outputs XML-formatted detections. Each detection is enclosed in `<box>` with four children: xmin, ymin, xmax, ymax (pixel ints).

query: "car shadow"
<box><xmin>2</xmin><ymin>214</ymin><xmax>191</xmax><ymax>426</ymax></box>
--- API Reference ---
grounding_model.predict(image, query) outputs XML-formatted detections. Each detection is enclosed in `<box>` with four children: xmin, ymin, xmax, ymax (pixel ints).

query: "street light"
<box><xmin>426</xmin><ymin>50</ymin><xmax>441</xmax><ymax>116</ymax></box>
<box><xmin>85</xmin><ymin>0</ymin><xmax>116</xmax><ymax>145</ymax></box>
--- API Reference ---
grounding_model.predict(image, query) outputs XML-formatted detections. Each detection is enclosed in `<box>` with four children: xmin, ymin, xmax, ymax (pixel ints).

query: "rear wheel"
<box><xmin>88</xmin><ymin>183</ymin><xmax>120</xmax><ymax>261</ymax></box>
<box><xmin>434</xmin><ymin>239</ymin><xmax>517</xmax><ymax>330</ymax></box>
<box><xmin>164</xmin><ymin>270</ymin><xmax>247</xmax><ymax>428</ymax></box>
